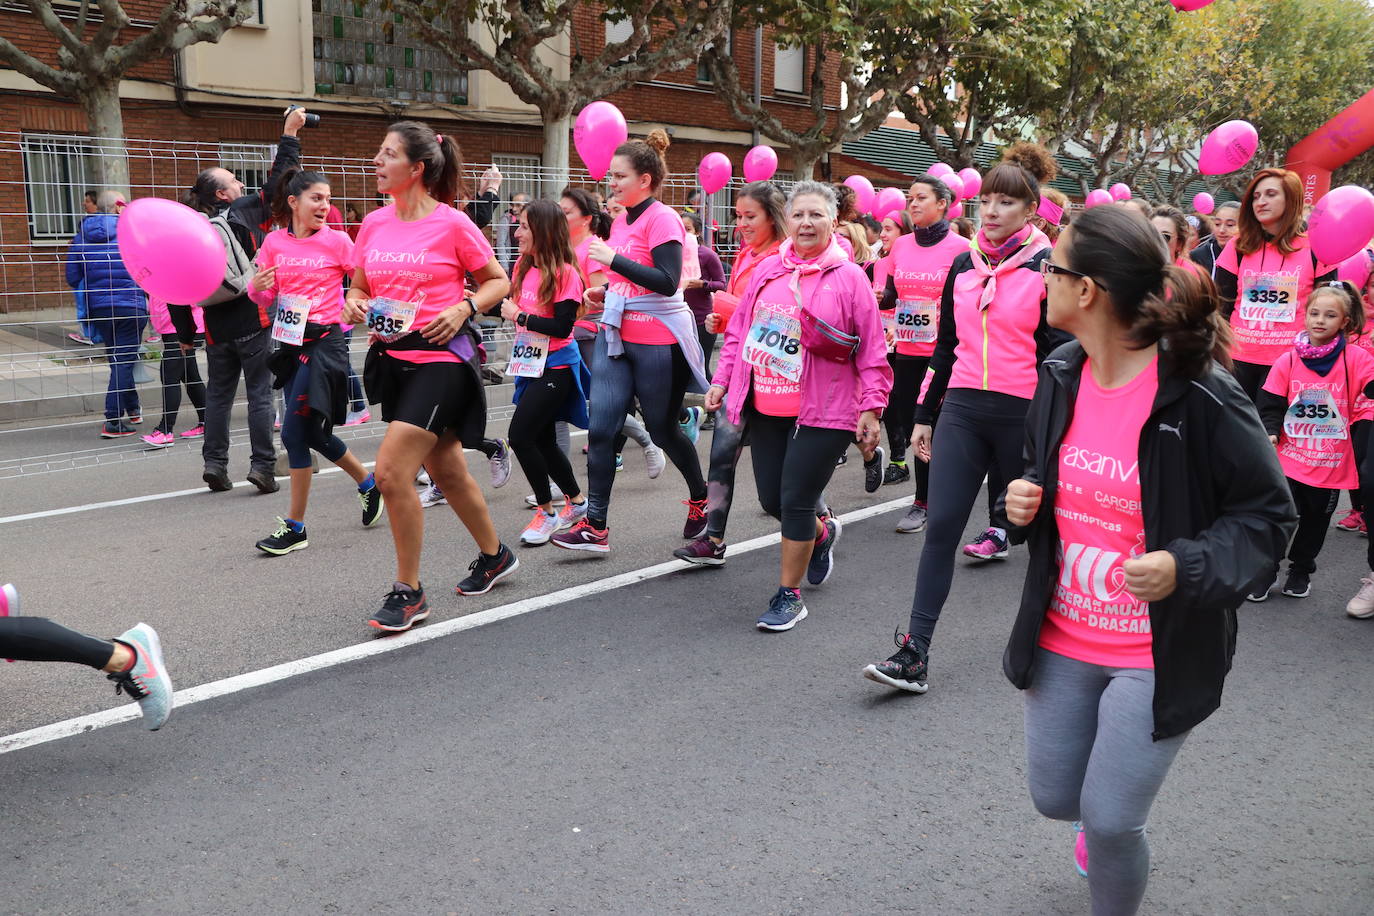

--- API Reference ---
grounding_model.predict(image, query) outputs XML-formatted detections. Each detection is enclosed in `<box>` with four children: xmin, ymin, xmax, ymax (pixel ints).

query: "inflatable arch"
<box><xmin>1285</xmin><ymin>88</ymin><xmax>1374</xmax><ymax>207</ymax></box>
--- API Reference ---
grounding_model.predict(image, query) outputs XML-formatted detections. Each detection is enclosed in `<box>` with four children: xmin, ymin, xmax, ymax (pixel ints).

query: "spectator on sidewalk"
<box><xmin>497</xmin><ymin>191</ymin><xmax>529</xmax><ymax>271</ymax></box>
<box><xmin>67</xmin><ymin>192</ymin><xmax>101</xmax><ymax>346</ymax></box>
<box><xmin>65</xmin><ymin>190</ymin><xmax>149</xmax><ymax>438</ymax></box>
<box><xmin>175</xmin><ymin>105</ymin><xmax>305</xmax><ymax>493</ymax></box>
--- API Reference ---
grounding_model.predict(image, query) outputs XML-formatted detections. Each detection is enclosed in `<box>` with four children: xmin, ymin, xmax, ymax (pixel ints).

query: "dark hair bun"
<box><xmin>1003</xmin><ymin>142</ymin><xmax>1058</xmax><ymax>184</ymax></box>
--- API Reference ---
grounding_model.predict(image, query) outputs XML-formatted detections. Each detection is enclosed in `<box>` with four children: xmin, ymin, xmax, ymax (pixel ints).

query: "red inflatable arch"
<box><xmin>1285</xmin><ymin>88</ymin><xmax>1374</xmax><ymax>207</ymax></box>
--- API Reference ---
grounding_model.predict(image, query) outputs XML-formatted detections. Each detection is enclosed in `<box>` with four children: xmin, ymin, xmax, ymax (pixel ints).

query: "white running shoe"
<box><xmin>489</xmin><ymin>438</ymin><xmax>513</xmax><ymax>488</ymax></box>
<box><xmin>419</xmin><ymin>484</ymin><xmax>447</xmax><ymax>508</ymax></box>
<box><xmin>556</xmin><ymin>499</ymin><xmax>588</xmax><ymax>531</ymax></box>
<box><xmin>525</xmin><ymin>493</ymin><xmax>567</xmax><ymax>508</ymax></box>
<box><xmin>1347</xmin><ymin>575</ymin><xmax>1374</xmax><ymax>618</ymax></box>
<box><xmin>520</xmin><ymin>508</ymin><xmax>561</xmax><ymax>545</ymax></box>
<box><xmin>416</xmin><ymin>468</ymin><xmax>431</xmax><ymax>486</ymax></box>
<box><xmin>108</xmin><ymin>623</ymin><xmax>174</xmax><ymax>730</ymax></box>
<box><xmin>643</xmin><ymin>444</ymin><xmax>666</xmax><ymax>480</ymax></box>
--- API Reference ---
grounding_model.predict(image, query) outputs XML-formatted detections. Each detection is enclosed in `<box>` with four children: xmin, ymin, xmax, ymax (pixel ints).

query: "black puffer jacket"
<box><xmin>1002</xmin><ymin>341</ymin><xmax>1297</xmax><ymax>740</ymax></box>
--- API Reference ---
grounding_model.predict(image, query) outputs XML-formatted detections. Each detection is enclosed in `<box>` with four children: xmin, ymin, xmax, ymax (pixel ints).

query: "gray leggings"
<box><xmin>1023</xmin><ymin>647</ymin><xmax>1189</xmax><ymax>916</ymax></box>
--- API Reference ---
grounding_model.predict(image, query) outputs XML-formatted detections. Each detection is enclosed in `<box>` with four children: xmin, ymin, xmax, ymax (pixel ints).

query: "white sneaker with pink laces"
<box><xmin>1346</xmin><ymin>575</ymin><xmax>1374</xmax><ymax>619</ymax></box>
<box><xmin>520</xmin><ymin>508</ymin><xmax>561</xmax><ymax>546</ymax></box>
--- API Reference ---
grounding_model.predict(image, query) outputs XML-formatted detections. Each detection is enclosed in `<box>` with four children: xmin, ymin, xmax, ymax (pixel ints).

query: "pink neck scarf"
<box><xmin>777</xmin><ymin>237</ymin><xmax>848</xmax><ymax>311</ymax></box>
<box><xmin>968</xmin><ymin>224</ymin><xmax>1047</xmax><ymax>310</ymax></box>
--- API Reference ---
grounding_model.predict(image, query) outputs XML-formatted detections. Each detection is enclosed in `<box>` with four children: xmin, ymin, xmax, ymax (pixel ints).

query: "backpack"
<box><xmin>200</xmin><ymin>212</ymin><xmax>256</xmax><ymax>306</ymax></box>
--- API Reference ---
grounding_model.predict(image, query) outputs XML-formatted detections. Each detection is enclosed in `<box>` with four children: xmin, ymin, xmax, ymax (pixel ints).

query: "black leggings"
<box><xmin>886</xmin><ymin>354</ymin><xmax>923</xmax><ymax>464</ymax></box>
<box><xmin>1232</xmin><ymin>359</ymin><xmax>1269</xmax><ymax>403</ymax></box>
<box><xmin>907</xmin><ymin>389</ymin><xmax>1029</xmax><ymax>645</ymax></box>
<box><xmin>280</xmin><ymin>357</ymin><xmax>348</xmax><ymax>470</ymax></box>
<box><xmin>0</xmin><ymin>617</ymin><xmax>113</xmax><ymax>668</ymax></box>
<box><xmin>1351</xmin><ymin>420</ymin><xmax>1370</xmax><ymax>512</ymax></box>
<box><xmin>747</xmin><ymin>410</ymin><xmax>852</xmax><ymax>541</ymax></box>
<box><xmin>156</xmin><ymin>333</ymin><xmax>206</xmax><ymax>433</ymax></box>
<box><xmin>508</xmin><ymin>366</ymin><xmax>582</xmax><ymax>507</ymax></box>
<box><xmin>1286</xmin><ymin>478</ymin><xmax>1339</xmax><ymax>575</ymax></box>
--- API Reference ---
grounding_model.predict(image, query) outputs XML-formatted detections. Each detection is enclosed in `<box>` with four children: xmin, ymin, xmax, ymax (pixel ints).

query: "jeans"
<box><xmin>203</xmin><ymin>327</ymin><xmax>276</xmax><ymax>474</ymax></box>
<box><xmin>91</xmin><ymin>313</ymin><xmax>146</xmax><ymax>420</ymax></box>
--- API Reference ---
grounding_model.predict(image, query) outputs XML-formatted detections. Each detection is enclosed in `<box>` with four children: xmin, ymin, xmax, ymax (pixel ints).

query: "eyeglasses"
<box><xmin>1040</xmin><ymin>260</ymin><xmax>1087</xmax><ymax>280</ymax></box>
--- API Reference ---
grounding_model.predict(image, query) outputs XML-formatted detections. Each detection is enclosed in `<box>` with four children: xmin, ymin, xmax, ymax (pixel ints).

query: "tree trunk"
<box><xmin>82</xmin><ymin>79</ymin><xmax>130</xmax><ymax>197</ymax></box>
<box><xmin>542</xmin><ymin>110</ymin><xmax>571</xmax><ymax>199</ymax></box>
<box><xmin>791</xmin><ymin>148</ymin><xmax>822</xmax><ymax>181</ymax></box>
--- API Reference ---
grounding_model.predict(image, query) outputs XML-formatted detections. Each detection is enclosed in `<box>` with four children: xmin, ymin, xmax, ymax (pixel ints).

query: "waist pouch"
<box><xmin>800</xmin><ymin>308</ymin><xmax>859</xmax><ymax>363</ymax></box>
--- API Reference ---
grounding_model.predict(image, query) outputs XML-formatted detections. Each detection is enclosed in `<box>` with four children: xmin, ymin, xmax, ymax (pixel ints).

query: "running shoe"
<box><xmin>701</xmin><ymin>413</ymin><xmax>716</xmax><ymax>431</ymax></box>
<box><xmin>2</xmin><ymin>582</ymin><xmax>18</xmax><ymax>662</ymax></box>
<box><xmin>255</xmin><ymin>518</ymin><xmax>308</xmax><ymax>556</ymax></box>
<box><xmin>682</xmin><ymin>497</ymin><xmax>709</xmax><ymax>539</ymax></box>
<box><xmin>643</xmin><ymin>444</ymin><xmax>666</xmax><ymax>480</ymax></box>
<box><xmin>556</xmin><ymin>499</ymin><xmax>588</xmax><ymax>531</ymax></box>
<box><xmin>180</xmin><ymin>425</ymin><xmax>205</xmax><ymax>439</ymax></box>
<box><xmin>806</xmin><ymin>517</ymin><xmax>841</xmax><ymax>586</ymax></box>
<box><xmin>673</xmin><ymin>536</ymin><xmax>726</xmax><ymax>567</ymax></box>
<box><xmin>67</xmin><ymin>332</ymin><xmax>96</xmax><ymax>346</ymax></box>
<box><xmin>343</xmin><ymin>409</ymin><xmax>371</xmax><ymax>427</ymax></box>
<box><xmin>896</xmin><ymin>500</ymin><xmax>928</xmax><ymax>534</ymax></box>
<box><xmin>100</xmin><ymin>419</ymin><xmax>136</xmax><ymax>438</ymax></box>
<box><xmin>1346</xmin><ymin>576</ymin><xmax>1374</xmax><ymax>618</ymax></box>
<box><xmin>108</xmin><ymin>623</ymin><xmax>174</xmax><ymax>730</ymax></box>
<box><xmin>551</xmin><ymin>517</ymin><xmax>610</xmax><ymax>553</ymax></box>
<box><xmin>368</xmin><ymin>582</ymin><xmax>429</xmax><ymax>632</ymax></box>
<box><xmin>1282</xmin><ymin>570</ymin><xmax>1312</xmax><ymax>598</ymax></box>
<box><xmin>1074</xmin><ymin>822</ymin><xmax>1089</xmax><ymax>878</ymax></box>
<box><xmin>757</xmin><ymin>587</ymin><xmax>808</xmax><ymax>632</ymax></box>
<box><xmin>359</xmin><ymin>483</ymin><xmax>384</xmax><ymax>527</ymax></box>
<box><xmin>680</xmin><ymin>406</ymin><xmax>704</xmax><ymax>444</ymax></box>
<box><xmin>203</xmin><ymin>467</ymin><xmax>232</xmax><ymax>493</ymax></box>
<box><xmin>862</xmin><ymin>630</ymin><xmax>929</xmax><ymax>693</ymax></box>
<box><xmin>520</xmin><ymin>509</ymin><xmax>561</xmax><ymax>546</ymax></box>
<box><xmin>419</xmin><ymin>483</ymin><xmax>447</xmax><ymax>508</ymax></box>
<box><xmin>128</xmin><ymin>414</ymin><xmax>142</xmax><ymax>425</ymax></box>
<box><xmin>864</xmin><ymin>446</ymin><xmax>885</xmax><ymax>493</ymax></box>
<box><xmin>835</xmin><ymin>452</ymin><xmax>848</xmax><ymax>467</ymax></box>
<box><xmin>963</xmin><ymin>528</ymin><xmax>1009</xmax><ymax>561</ymax></box>
<box><xmin>247</xmin><ymin>468</ymin><xmax>279</xmax><ymax>494</ymax></box>
<box><xmin>456</xmin><ymin>544</ymin><xmax>520</xmax><ymax>595</ymax></box>
<box><xmin>1335</xmin><ymin>509</ymin><xmax>1365</xmax><ymax>533</ymax></box>
<box><xmin>416</xmin><ymin>468</ymin><xmax>431</xmax><ymax>486</ymax></box>
<box><xmin>883</xmin><ymin>461</ymin><xmax>911</xmax><ymax>485</ymax></box>
<box><xmin>524</xmin><ymin>493</ymin><xmax>567</xmax><ymax>508</ymax></box>
<box><xmin>141</xmin><ymin>430</ymin><xmax>174</xmax><ymax>448</ymax></box>
<box><xmin>1245</xmin><ymin>573</ymin><xmax>1279</xmax><ymax>603</ymax></box>
<box><xmin>615</xmin><ymin>454</ymin><xmax>625</xmax><ymax>473</ymax></box>
<box><xmin>488</xmin><ymin>438</ymin><xmax>513</xmax><ymax>488</ymax></box>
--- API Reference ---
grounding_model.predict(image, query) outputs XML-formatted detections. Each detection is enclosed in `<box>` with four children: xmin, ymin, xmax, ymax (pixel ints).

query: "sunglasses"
<box><xmin>1040</xmin><ymin>260</ymin><xmax>1087</xmax><ymax>280</ymax></box>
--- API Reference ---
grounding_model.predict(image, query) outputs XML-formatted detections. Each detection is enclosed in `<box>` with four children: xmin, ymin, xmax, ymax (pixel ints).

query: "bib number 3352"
<box><xmin>742</xmin><ymin>306</ymin><xmax>803</xmax><ymax>382</ymax></box>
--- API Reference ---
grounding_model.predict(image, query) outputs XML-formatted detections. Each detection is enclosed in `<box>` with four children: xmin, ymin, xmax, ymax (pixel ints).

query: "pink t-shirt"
<box><xmin>248</xmin><ymin>227</ymin><xmax>353</xmax><ymax>325</ymax></box>
<box><xmin>1262</xmin><ymin>345</ymin><xmax>1374</xmax><ymax>489</ymax></box>
<box><xmin>515</xmin><ymin>261</ymin><xmax>584</xmax><ymax>353</ymax></box>
<box><xmin>1039</xmin><ymin>356</ymin><xmax>1158</xmax><ymax>669</ymax></box>
<box><xmin>605</xmin><ymin>200</ymin><xmax>683</xmax><ymax>345</ymax></box>
<box><xmin>354</xmin><ymin>203</ymin><xmax>495</xmax><ymax>363</ymax></box>
<box><xmin>1352</xmin><ymin>332</ymin><xmax>1374</xmax><ymax>422</ymax></box>
<box><xmin>1217</xmin><ymin>236</ymin><xmax>1327</xmax><ymax>366</ymax></box>
<box><xmin>715</xmin><ymin>240</ymin><xmax>782</xmax><ymax>328</ymax></box>
<box><xmin>147</xmin><ymin>296</ymin><xmax>204</xmax><ymax>336</ymax></box>
<box><xmin>888</xmin><ymin>231</ymin><xmax>970</xmax><ymax>358</ymax></box>
<box><xmin>746</xmin><ymin>271</ymin><xmax>812</xmax><ymax>417</ymax></box>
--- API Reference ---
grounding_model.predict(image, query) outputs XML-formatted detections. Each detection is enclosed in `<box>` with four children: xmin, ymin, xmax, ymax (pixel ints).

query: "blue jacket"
<box><xmin>65</xmin><ymin>214</ymin><xmax>147</xmax><ymax>316</ymax></box>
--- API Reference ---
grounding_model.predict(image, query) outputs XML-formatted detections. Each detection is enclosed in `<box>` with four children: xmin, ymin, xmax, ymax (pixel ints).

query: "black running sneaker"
<box><xmin>203</xmin><ymin>467</ymin><xmax>232</xmax><ymax>492</ymax></box>
<box><xmin>247</xmin><ymin>468</ymin><xmax>279</xmax><ymax>494</ymax></box>
<box><xmin>359</xmin><ymin>483</ymin><xmax>385</xmax><ymax>527</ymax></box>
<box><xmin>862</xmin><ymin>631</ymin><xmax>929</xmax><ymax>693</ymax></box>
<box><xmin>864</xmin><ymin>446</ymin><xmax>885</xmax><ymax>493</ymax></box>
<box><xmin>806</xmin><ymin>517</ymin><xmax>841</xmax><ymax>586</ymax></box>
<box><xmin>455</xmin><ymin>544</ymin><xmax>520</xmax><ymax>596</ymax></box>
<box><xmin>883</xmin><ymin>461</ymin><xmax>911</xmax><ymax>485</ymax></box>
<box><xmin>673</xmin><ymin>536</ymin><xmax>727</xmax><ymax>567</ymax></box>
<box><xmin>1282</xmin><ymin>569</ymin><xmax>1312</xmax><ymax>598</ymax></box>
<box><xmin>256</xmin><ymin>517</ymin><xmax>308</xmax><ymax>556</ymax></box>
<box><xmin>368</xmin><ymin>582</ymin><xmax>429</xmax><ymax>632</ymax></box>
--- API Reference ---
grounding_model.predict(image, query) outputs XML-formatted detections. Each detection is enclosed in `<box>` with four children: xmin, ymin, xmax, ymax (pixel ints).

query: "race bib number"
<box><xmin>365</xmin><ymin>297</ymin><xmax>418</xmax><ymax>343</ymax></box>
<box><xmin>270</xmin><ymin>294</ymin><xmax>311</xmax><ymax>346</ymax></box>
<box><xmin>505</xmin><ymin>328</ymin><xmax>549</xmax><ymax>378</ymax></box>
<box><xmin>742</xmin><ymin>306</ymin><xmax>803</xmax><ymax>382</ymax></box>
<box><xmin>894</xmin><ymin>299</ymin><xmax>938</xmax><ymax>344</ymax></box>
<box><xmin>1284</xmin><ymin>387</ymin><xmax>1346</xmax><ymax>440</ymax></box>
<box><xmin>1239</xmin><ymin>272</ymin><xmax>1299</xmax><ymax>323</ymax></box>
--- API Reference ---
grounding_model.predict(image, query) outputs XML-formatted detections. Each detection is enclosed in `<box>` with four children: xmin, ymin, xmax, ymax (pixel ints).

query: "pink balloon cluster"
<box><xmin>1085</xmin><ymin>188</ymin><xmax>1113</xmax><ymax>209</ymax></box>
<box><xmin>1309</xmin><ymin>185</ymin><xmax>1374</xmax><ymax>265</ymax></box>
<box><xmin>843</xmin><ymin>175</ymin><xmax>875</xmax><ymax>215</ymax></box>
<box><xmin>117</xmin><ymin>197</ymin><xmax>225</xmax><ymax>304</ymax></box>
<box><xmin>743</xmin><ymin>145</ymin><xmax>778</xmax><ymax>183</ymax></box>
<box><xmin>873</xmin><ymin>187</ymin><xmax>906</xmax><ymax>220</ymax></box>
<box><xmin>1110</xmin><ymin>183</ymin><xmax>1132</xmax><ymax>201</ymax></box>
<box><xmin>698</xmin><ymin>153</ymin><xmax>732</xmax><ymax>195</ymax></box>
<box><xmin>958</xmin><ymin>167</ymin><xmax>981</xmax><ymax>198</ymax></box>
<box><xmin>573</xmin><ymin>101</ymin><xmax>628</xmax><ymax>180</ymax></box>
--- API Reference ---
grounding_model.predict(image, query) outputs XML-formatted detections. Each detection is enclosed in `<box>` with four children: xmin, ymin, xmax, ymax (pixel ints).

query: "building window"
<box><xmin>311</xmin><ymin>1</ymin><xmax>468</xmax><ymax>105</ymax></box>
<box><xmin>774</xmin><ymin>43</ymin><xmax>805</xmax><ymax>95</ymax></box>
<box><xmin>20</xmin><ymin>133</ymin><xmax>96</xmax><ymax>241</ymax></box>
<box><xmin>219</xmin><ymin>142</ymin><xmax>278</xmax><ymax>195</ymax></box>
<box><xmin>490</xmin><ymin>154</ymin><xmax>541</xmax><ymax>204</ymax></box>
<box><xmin>697</xmin><ymin>30</ymin><xmax>731</xmax><ymax>84</ymax></box>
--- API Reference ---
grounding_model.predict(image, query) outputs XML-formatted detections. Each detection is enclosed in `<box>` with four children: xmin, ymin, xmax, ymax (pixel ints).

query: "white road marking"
<box><xmin>0</xmin><ymin>496</ymin><xmax>909</xmax><ymax>755</ymax></box>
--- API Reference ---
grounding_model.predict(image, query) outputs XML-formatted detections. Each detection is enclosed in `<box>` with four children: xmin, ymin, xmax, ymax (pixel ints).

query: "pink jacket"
<box><xmin>147</xmin><ymin>296</ymin><xmax>203</xmax><ymax>336</ymax></box>
<box><xmin>713</xmin><ymin>253</ymin><xmax>893</xmax><ymax>431</ymax></box>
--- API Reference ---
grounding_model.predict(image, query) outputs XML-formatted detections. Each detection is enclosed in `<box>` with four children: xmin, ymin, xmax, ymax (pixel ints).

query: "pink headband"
<box><xmin>1036</xmin><ymin>197</ymin><xmax>1064</xmax><ymax>225</ymax></box>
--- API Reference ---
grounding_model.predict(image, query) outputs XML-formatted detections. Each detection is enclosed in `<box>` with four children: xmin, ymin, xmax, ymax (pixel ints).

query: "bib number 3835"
<box><xmin>1284</xmin><ymin>387</ymin><xmax>1346</xmax><ymax>440</ymax></box>
<box><xmin>742</xmin><ymin>306</ymin><xmax>803</xmax><ymax>382</ymax></box>
<box><xmin>505</xmin><ymin>328</ymin><xmax>549</xmax><ymax>378</ymax></box>
<box><xmin>271</xmin><ymin>294</ymin><xmax>311</xmax><ymax>346</ymax></box>
<box><xmin>365</xmin><ymin>297</ymin><xmax>418</xmax><ymax>343</ymax></box>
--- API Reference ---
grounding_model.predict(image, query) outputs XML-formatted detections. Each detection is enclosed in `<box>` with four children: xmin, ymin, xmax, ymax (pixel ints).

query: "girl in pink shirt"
<box><xmin>342</xmin><ymin>121</ymin><xmax>518</xmax><ymax>630</ymax></box>
<box><xmin>140</xmin><ymin>297</ymin><xmax>206</xmax><ymax>447</ymax></box>
<box><xmin>1256</xmin><ymin>282</ymin><xmax>1374</xmax><ymax>602</ymax></box>
<box><xmin>246</xmin><ymin>167</ymin><xmax>382</xmax><ymax>558</ymax></box>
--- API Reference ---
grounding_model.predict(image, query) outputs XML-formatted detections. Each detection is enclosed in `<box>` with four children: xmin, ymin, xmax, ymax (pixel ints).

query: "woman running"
<box><xmin>878</xmin><ymin>175</ymin><xmax>970</xmax><ymax>532</ymax></box>
<box><xmin>1216</xmin><ymin>168</ymin><xmax>1336</xmax><ymax>401</ymax></box>
<box><xmin>501</xmin><ymin>199</ymin><xmax>591</xmax><ymax>546</ymax></box>
<box><xmin>552</xmin><ymin>130</ymin><xmax>710</xmax><ymax>554</ymax></box>
<box><xmin>1001</xmin><ymin>204</ymin><xmax>1294</xmax><ymax>915</ymax></box>
<box><xmin>863</xmin><ymin>143</ymin><xmax>1061</xmax><ymax>693</ymax></box>
<box><xmin>248</xmin><ymin>167</ymin><xmax>384</xmax><ymax>556</ymax></box>
<box><xmin>705</xmin><ymin>181</ymin><xmax>890</xmax><ymax>630</ymax></box>
<box><xmin>343</xmin><ymin>121</ymin><xmax>517</xmax><ymax>632</ymax></box>
<box><xmin>673</xmin><ymin>181</ymin><xmax>788</xmax><ymax>566</ymax></box>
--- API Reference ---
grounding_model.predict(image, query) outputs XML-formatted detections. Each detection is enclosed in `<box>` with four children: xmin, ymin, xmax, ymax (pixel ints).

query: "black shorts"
<box><xmin>375</xmin><ymin>355</ymin><xmax>477</xmax><ymax>436</ymax></box>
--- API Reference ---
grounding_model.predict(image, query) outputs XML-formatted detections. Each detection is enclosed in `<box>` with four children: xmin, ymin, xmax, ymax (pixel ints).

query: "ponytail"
<box><xmin>269</xmin><ymin>166</ymin><xmax>330</xmax><ymax>228</ymax></box>
<box><xmin>184</xmin><ymin>168</ymin><xmax>224</xmax><ymax>215</ymax></box>
<box><xmin>1312</xmin><ymin>280</ymin><xmax>1367</xmax><ymax>339</ymax></box>
<box><xmin>388</xmin><ymin>120</ymin><xmax>465</xmax><ymax>206</ymax></box>
<box><xmin>561</xmin><ymin>186</ymin><xmax>612</xmax><ymax>240</ymax></box>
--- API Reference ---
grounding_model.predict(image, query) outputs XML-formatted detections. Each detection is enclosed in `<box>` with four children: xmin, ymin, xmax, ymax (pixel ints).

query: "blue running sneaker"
<box><xmin>108</xmin><ymin>623</ymin><xmax>174</xmax><ymax>730</ymax></box>
<box><xmin>680</xmin><ymin>406</ymin><xmax>704</xmax><ymax>445</ymax></box>
<box><xmin>757</xmin><ymin>587</ymin><xmax>808</xmax><ymax>632</ymax></box>
<box><xmin>807</xmin><ymin>517</ymin><xmax>841</xmax><ymax>586</ymax></box>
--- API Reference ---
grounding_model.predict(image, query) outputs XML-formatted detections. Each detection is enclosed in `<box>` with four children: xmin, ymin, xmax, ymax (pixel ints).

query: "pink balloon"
<box><xmin>117</xmin><ymin>197</ymin><xmax>224</xmax><ymax>304</ymax></box>
<box><xmin>1171</xmin><ymin>0</ymin><xmax>1216</xmax><ymax>10</ymax></box>
<box><xmin>1085</xmin><ymin>189</ymin><xmax>1113</xmax><ymax>209</ymax></box>
<box><xmin>1193</xmin><ymin>192</ymin><xmax>1216</xmax><ymax>215</ymax></box>
<box><xmin>873</xmin><ymin>187</ymin><xmax>906</xmax><ymax>220</ymax></box>
<box><xmin>843</xmin><ymin>175</ymin><xmax>876</xmax><ymax>216</ymax></box>
<box><xmin>957</xmin><ymin>167</ymin><xmax>981</xmax><ymax>198</ymax></box>
<box><xmin>742</xmin><ymin>145</ymin><xmax>778</xmax><ymax>183</ymax></box>
<box><xmin>697</xmin><ymin>152</ymin><xmax>732</xmax><ymax>195</ymax></box>
<box><xmin>1309</xmin><ymin>185</ymin><xmax>1374</xmax><ymax>265</ymax></box>
<box><xmin>928</xmin><ymin>162</ymin><xmax>955</xmax><ymax>180</ymax></box>
<box><xmin>573</xmin><ymin>101</ymin><xmax>628</xmax><ymax>181</ymax></box>
<box><xmin>944</xmin><ymin>174</ymin><xmax>965</xmax><ymax>207</ymax></box>
<box><xmin>1110</xmin><ymin>183</ymin><xmax>1132</xmax><ymax>201</ymax></box>
<box><xmin>1198</xmin><ymin>119</ymin><xmax>1258</xmax><ymax>176</ymax></box>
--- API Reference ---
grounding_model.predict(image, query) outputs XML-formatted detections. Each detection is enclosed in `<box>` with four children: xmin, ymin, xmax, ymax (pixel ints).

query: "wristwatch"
<box><xmin>462</xmin><ymin>296</ymin><xmax>477</xmax><ymax>318</ymax></box>
<box><xmin>516</xmin><ymin>312</ymin><xmax>528</xmax><ymax>328</ymax></box>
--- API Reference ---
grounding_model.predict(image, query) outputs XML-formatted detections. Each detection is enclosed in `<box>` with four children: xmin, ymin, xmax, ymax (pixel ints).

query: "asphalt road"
<box><xmin>2</xmin><ymin>418</ymin><xmax>1373</xmax><ymax>914</ymax></box>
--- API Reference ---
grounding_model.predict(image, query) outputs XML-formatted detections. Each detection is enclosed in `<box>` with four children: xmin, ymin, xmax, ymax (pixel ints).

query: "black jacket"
<box><xmin>1002</xmin><ymin>341</ymin><xmax>1297</xmax><ymax>740</ymax></box>
<box><xmin>1189</xmin><ymin>236</ymin><xmax>1221</xmax><ymax>278</ymax></box>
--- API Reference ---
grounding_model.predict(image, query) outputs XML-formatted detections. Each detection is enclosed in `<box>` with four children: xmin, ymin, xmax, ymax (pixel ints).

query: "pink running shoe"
<box><xmin>343</xmin><ymin>409</ymin><xmax>371</xmax><ymax>427</ymax></box>
<box><xmin>180</xmin><ymin>425</ymin><xmax>205</xmax><ymax>439</ymax></box>
<box><xmin>1074</xmin><ymin>822</ymin><xmax>1088</xmax><ymax>877</ymax></box>
<box><xmin>2</xmin><ymin>582</ymin><xmax>18</xmax><ymax>662</ymax></box>
<box><xmin>963</xmin><ymin>527</ymin><xmax>1009</xmax><ymax>561</ymax></box>
<box><xmin>141</xmin><ymin>430</ymin><xmax>174</xmax><ymax>448</ymax></box>
<box><xmin>1335</xmin><ymin>509</ymin><xmax>1365</xmax><ymax>533</ymax></box>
